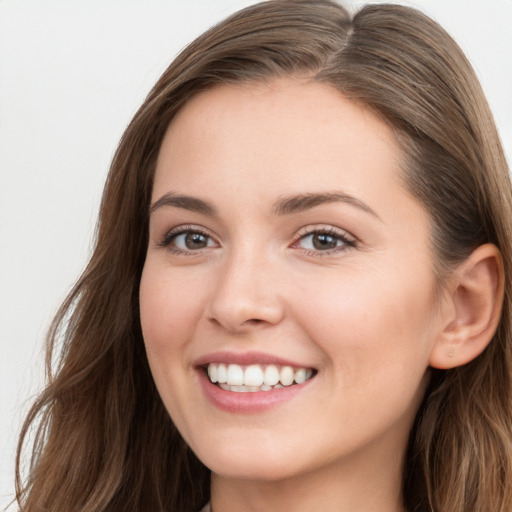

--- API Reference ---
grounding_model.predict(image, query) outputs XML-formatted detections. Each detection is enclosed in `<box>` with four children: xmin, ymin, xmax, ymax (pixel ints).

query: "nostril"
<box><xmin>207</xmin><ymin>316</ymin><xmax>262</xmax><ymax>325</ymax></box>
<box><xmin>241</xmin><ymin>318</ymin><xmax>267</xmax><ymax>327</ymax></box>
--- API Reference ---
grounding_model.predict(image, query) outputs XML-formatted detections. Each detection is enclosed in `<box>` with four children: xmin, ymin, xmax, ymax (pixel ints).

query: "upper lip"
<box><xmin>194</xmin><ymin>351</ymin><xmax>314</xmax><ymax>369</ymax></box>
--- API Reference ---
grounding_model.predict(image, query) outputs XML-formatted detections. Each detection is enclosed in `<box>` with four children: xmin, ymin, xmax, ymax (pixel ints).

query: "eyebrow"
<box><xmin>273</xmin><ymin>192</ymin><xmax>381</xmax><ymax>220</ymax></box>
<box><xmin>150</xmin><ymin>192</ymin><xmax>217</xmax><ymax>216</ymax></box>
<box><xmin>150</xmin><ymin>190</ymin><xmax>380</xmax><ymax>220</ymax></box>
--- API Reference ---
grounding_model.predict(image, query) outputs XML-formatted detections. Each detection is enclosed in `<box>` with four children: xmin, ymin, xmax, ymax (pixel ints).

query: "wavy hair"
<box><xmin>15</xmin><ymin>1</ymin><xmax>512</xmax><ymax>511</ymax></box>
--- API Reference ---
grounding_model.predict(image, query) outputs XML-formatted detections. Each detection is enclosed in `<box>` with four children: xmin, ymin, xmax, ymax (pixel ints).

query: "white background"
<box><xmin>1</xmin><ymin>0</ymin><xmax>511</xmax><ymax>506</ymax></box>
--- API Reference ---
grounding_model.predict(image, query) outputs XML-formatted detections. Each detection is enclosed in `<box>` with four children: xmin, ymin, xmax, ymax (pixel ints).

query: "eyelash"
<box><xmin>158</xmin><ymin>225</ymin><xmax>217</xmax><ymax>255</ymax></box>
<box><xmin>158</xmin><ymin>225</ymin><xmax>356</xmax><ymax>256</ymax></box>
<box><xmin>292</xmin><ymin>226</ymin><xmax>356</xmax><ymax>256</ymax></box>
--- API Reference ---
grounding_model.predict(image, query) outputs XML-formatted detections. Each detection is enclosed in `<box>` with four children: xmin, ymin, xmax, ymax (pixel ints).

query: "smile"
<box><xmin>206</xmin><ymin>363</ymin><xmax>315</xmax><ymax>392</ymax></box>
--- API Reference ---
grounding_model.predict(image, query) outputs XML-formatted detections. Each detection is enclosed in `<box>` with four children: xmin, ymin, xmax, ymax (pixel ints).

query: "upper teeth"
<box><xmin>207</xmin><ymin>363</ymin><xmax>313</xmax><ymax>388</ymax></box>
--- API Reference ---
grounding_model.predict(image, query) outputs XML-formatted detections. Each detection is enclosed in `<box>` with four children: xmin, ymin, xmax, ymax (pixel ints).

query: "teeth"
<box><xmin>244</xmin><ymin>365</ymin><xmax>264</xmax><ymax>386</ymax></box>
<box><xmin>294</xmin><ymin>368</ymin><xmax>307</xmax><ymax>384</ymax></box>
<box><xmin>226</xmin><ymin>364</ymin><xmax>244</xmax><ymax>386</ymax></box>
<box><xmin>206</xmin><ymin>362</ymin><xmax>314</xmax><ymax>391</ymax></box>
<box><xmin>280</xmin><ymin>366</ymin><xmax>294</xmax><ymax>386</ymax></box>
<box><xmin>217</xmin><ymin>363</ymin><xmax>227</xmax><ymax>384</ymax></box>
<box><xmin>207</xmin><ymin>364</ymin><xmax>218</xmax><ymax>383</ymax></box>
<box><xmin>264</xmin><ymin>365</ymin><xmax>280</xmax><ymax>386</ymax></box>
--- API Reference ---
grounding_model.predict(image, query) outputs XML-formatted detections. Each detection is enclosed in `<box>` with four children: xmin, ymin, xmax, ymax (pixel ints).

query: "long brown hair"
<box><xmin>15</xmin><ymin>1</ymin><xmax>512</xmax><ymax>511</ymax></box>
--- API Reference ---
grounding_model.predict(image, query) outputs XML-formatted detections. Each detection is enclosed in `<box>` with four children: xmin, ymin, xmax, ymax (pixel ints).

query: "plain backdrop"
<box><xmin>1</xmin><ymin>0</ymin><xmax>511</xmax><ymax>506</ymax></box>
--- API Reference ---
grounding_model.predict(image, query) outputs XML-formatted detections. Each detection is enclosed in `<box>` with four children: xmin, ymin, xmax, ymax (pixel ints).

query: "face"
<box><xmin>140</xmin><ymin>78</ymin><xmax>444</xmax><ymax>484</ymax></box>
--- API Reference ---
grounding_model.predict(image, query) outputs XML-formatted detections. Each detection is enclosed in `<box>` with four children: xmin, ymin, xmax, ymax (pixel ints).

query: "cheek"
<box><xmin>139</xmin><ymin>262</ymin><xmax>207</xmax><ymax>432</ymax></box>
<box><xmin>300</xmin><ymin>272</ymin><xmax>434</xmax><ymax>440</ymax></box>
<box><xmin>291</xmin><ymin>264</ymin><xmax>436</xmax><ymax>384</ymax></box>
<box><xmin>139</xmin><ymin>262</ymin><xmax>205</xmax><ymax>358</ymax></box>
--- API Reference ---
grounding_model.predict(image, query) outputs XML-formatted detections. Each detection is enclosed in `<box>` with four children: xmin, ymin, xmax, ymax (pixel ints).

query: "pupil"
<box><xmin>313</xmin><ymin>233</ymin><xmax>337</xmax><ymax>250</ymax></box>
<box><xmin>185</xmin><ymin>233</ymin><xmax>207</xmax><ymax>249</ymax></box>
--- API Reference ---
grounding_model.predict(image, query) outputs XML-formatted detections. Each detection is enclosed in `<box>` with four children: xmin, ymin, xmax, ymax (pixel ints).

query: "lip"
<box><xmin>195</xmin><ymin>351</ymin><xmax>316</xmax><ymax>414</ymax></box>
<box><xmin>198</xmin><ymin>369</ymin><xmax>314</xmax><ymax>413</ymax></box>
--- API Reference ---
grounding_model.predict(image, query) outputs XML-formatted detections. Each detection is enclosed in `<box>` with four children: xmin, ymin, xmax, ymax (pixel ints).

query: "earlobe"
<box><xmin>429</xmin><ymin>244</ymin><xmax>504</xmax><ymax>370</ymax></box>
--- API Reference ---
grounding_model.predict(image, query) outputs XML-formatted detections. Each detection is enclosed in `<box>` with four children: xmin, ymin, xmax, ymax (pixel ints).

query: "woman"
<box><xmin>15</xmin><ymin>1</ymin><xmax>512</xmax><ymax>511</ymax></box>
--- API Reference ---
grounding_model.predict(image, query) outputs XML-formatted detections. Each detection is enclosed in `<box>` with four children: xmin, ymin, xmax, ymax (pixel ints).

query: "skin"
<box><xmin>139</xmin><ymin>78</ymin><xmax>451</xmax><ymax>512</ymax></box>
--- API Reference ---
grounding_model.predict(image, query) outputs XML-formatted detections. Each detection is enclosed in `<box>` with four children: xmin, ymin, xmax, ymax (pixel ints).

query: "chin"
<box><xmin>208</xmin><ymin>456</ymin><xmax>302</xmax><ymax>483</ymax></box>
<box><xmin>193</xmin><ymin>434</ymin><xmax>308</xmax><ymax>482</ymax></box>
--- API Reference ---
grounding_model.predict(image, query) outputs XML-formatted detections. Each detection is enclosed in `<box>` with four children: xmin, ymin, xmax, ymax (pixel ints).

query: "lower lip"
<box><xmin>198</xmin><ymin>370</ymin><xmax>314</xmax><ymax>413</ymax></box>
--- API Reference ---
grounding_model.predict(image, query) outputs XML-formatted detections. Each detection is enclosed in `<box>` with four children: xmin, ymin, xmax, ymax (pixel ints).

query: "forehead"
<box><xmin>152</xmin><ymin>78</ymin><xmax>413</xmax><ymax>220</ymax></box>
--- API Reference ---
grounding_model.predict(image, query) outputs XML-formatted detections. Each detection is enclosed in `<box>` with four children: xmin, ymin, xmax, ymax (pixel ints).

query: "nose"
<box><xmin>205</xmin><ymin>248</ymin><xmax>285</xmax><ymax>333</ymax></box>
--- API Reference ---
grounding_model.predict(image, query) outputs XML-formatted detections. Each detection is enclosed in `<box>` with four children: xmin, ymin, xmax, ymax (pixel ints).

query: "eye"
<box><xmin>293</xmin><ymin>227</ymin><xmax>356</xmax><ymax>255</ymax></box>
<box><xmin>173</xmin><ymin>232</ymin><xmax>215</xmax><ymax>250</ymax></box>
<box><xmin>159</xmin><ymin>226</ymin><xmax>218</xmax><ymax>254</ymax></box>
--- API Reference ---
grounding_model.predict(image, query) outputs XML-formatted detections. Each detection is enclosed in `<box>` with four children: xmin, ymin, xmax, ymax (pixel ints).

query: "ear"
<box><xmin>429</xmin><ymin>243</ymin><xmax>504</xmax><ymax>370</ymax></box>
